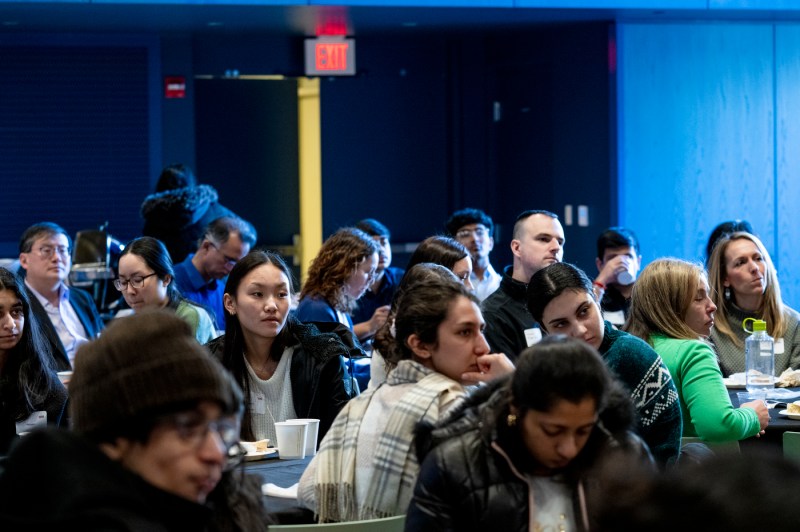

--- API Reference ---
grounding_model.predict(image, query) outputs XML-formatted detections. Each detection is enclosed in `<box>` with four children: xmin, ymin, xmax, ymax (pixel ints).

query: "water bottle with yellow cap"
<box><xmin>743</xmin><ymin>317</ymin><xmax>774</xmax><ymax>393</ymax></box>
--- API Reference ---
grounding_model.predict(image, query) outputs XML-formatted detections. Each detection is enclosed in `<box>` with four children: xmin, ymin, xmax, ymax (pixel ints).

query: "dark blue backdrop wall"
<box><xmin>0</xmin><ymin>23</ymin><xmax>613</xmax><ymax>278</ymax></box>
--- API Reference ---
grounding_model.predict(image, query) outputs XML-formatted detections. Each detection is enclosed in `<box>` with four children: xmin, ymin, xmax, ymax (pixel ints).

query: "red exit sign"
<box><xmin>305</xmin><ymin>38</ymin><xmax>356</xmax><ymax>76</ymax></box>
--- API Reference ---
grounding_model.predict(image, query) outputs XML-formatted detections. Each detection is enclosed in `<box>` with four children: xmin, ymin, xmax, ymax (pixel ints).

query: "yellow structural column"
<box><xmin>297</xmin><ymin>77</ymin><xmax>322</xmax><ymax>283</ymax></box>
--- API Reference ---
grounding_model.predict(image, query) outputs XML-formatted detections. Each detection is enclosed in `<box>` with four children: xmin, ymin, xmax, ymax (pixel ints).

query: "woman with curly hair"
<box><xmin>0</xmin><ymin>267</ymin><xmax>67</xmax><ymax>454</ymax></box>
<box><xmin>296</xmin><ymin>228</ymin><xmax>380</xmax><ymax>332</ymax></box>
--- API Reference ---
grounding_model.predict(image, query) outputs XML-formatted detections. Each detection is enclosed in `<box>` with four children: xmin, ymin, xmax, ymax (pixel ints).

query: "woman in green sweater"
<box><xmin>626</xmin><ymin>258</ymin><xmax>768</xmax><ymax>443</ymax></box>
<box><xmin>526</xmin><ymin>262</ymin><xmax>682</xmax><ymax>467</ymax></box>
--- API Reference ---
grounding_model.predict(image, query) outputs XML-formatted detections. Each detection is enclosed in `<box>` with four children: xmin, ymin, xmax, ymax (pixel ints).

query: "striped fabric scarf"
<box><xmin>312</xmin><ymin>359</ymin><xmax>462</xmax><ymax>522</ymax></box>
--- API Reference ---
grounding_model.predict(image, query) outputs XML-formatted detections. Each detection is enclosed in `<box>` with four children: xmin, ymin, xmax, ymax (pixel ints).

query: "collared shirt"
<box><xmin>173</xmin><ymin>254</ymin><xmax>226</xmax><ymax>331</ymax></box>
<box><xmin>471</xmin><ymin>262</ymin><xmax>502</xmax><ymax>302</ymax></box>
<box><xmin>25</xmin><ymin>281</ymin><xmax>89</xmax><ymax>366</ymax></box>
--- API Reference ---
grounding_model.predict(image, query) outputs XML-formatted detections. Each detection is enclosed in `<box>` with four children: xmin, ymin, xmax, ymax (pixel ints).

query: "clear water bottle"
<box><xmin>743</xmin><ymin>318</ymin><xmax>775</xmax><ymax>393</ymax></box>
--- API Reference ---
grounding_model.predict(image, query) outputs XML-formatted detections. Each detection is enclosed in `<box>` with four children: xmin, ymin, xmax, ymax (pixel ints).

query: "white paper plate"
<box><xmin>244</xmin><ymin>449</ymin><xmax>278</xmax><ymax>462</ymax></box>
<box><xmin>778</xmin><ymin>409</ymin><xmax>800</xmax><ymax>420</ymax></box>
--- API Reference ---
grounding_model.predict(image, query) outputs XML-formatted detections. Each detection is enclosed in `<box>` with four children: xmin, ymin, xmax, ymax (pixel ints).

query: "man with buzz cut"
<box><xmin>18</xmin><ymin>222</ymin><xmax>104</xmax><ymax>371</ymax></box>
<box><xmin>445</xmin><ymin>208</ymin><xmax>501</xmax><ymax>302</ymax></box>
<box><xmin>481</xmin><ymin>210</ymin><xmax>565</xmax><ymax>361</ymax></box>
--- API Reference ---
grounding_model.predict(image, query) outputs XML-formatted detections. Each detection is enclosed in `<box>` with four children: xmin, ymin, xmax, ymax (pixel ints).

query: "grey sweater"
<box><xmin>710</xmin><ymin>304</ymin><xmax>800</xmax><ymax>377</ymax></box>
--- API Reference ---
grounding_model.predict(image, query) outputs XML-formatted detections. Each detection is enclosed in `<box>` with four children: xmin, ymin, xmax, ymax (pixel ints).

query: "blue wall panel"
<box><xmin>618</xmin><ymin>23</ymin><xmax>777</xmax><ymax>281</ymax></box>
<box><xmin>619</xmin><ymin>22</ymin><xmax>800</xmax><ymax>306</ymax></box>
<box><xmin>775</xmin><ymin>24</ymin><xmax>800</xmax><ymax>308</ymax></box>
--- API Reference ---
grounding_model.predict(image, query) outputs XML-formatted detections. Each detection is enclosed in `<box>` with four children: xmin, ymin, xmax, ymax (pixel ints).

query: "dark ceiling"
<box><xmin>0</xmin><ymin>3</ymin><xmax>799</xmax><ymax>37</ymax></box>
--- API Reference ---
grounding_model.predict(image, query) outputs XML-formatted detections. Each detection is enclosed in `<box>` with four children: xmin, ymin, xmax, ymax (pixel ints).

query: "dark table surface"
<box><xmin>244</xmin><ymin>454</ymin><xmax>315</xmax><ymax>524</ymax></box>
<box><xmin>729</xmin><ymin>387</ymin><xmax>800</xmax><ymax>451</ymax></box>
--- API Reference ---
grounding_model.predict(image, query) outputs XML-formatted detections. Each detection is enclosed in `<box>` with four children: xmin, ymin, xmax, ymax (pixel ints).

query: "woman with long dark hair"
<box><xmin>206</xmin><ymin>250</ymin><xmax>357</xmax><ymax>444</ymax></box>
<box><xmin>116</xmin><ymin>236</ymin><xmax>216</xmax><ymax>343</ymax></box>
<box><xmin>0</xmin><ymin>267</ymin><xmax>67</xmax><ymax>453</ymax></box>
<box><xmin>525</xmin><ymin>262</ymin><xmax>682</xmax><ymax>466</ymax></box>
<box><xmin>407</xmin><ymin>335</ymin><xmax>652</xmax><ymax>531</ymax></box>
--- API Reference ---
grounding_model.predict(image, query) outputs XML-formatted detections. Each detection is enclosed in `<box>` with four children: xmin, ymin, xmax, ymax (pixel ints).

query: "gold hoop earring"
<box><xmin>506</xmin><ymin>414</ymin><xmax>517</xmax><ymax>427</ymax></box>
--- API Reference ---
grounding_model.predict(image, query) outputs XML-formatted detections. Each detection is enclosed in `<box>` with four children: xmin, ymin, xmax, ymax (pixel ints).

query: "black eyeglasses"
<box><xmin>113</xmin><ymin>273</ymin><xmax>157</xmax><ymax>291</ymax></box>
<box><xmin>208</xmin><ymin>241</ymin><xmax>239</xmax><ymax>266</ymax></box>
<box><xmin>159</xmin><ymin>411</ymin><xmax>244</xmax><ymax>470</ymax></box>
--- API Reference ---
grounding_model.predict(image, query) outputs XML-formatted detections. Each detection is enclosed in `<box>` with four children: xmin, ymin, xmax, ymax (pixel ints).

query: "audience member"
<box><xmin>141</xmin><ymin>163</ymin><xmax>236</xmax><ymax>264</ymax></box>
<box><xmin>18</xmin><ymin>222</ymin><xmax>104</xmax><ymax>371</ymax></box>
<box><xmin>368</xmin><ymin>236</ymin><xmax>475</xmax><ymax>388</ymax></box>
<box><xmin>0</xmin><ymin>267</ymin><xmax>67</xmax><ymax>454</ymax></box>
<box><xmin>593</xmin><ymin>227</ymin><xmax>642</xmax><ymax>327</ymax></box>
<box><xmin>406</xmin><ymin>236</ymin><xmax>473</xmax><ymax>287</ymax></box>
<box><xmin>526</xmin><ymin>262</ymin><xmax>682</xmax><ymax>466</ymax></box>
<box><xmin>705</xmin><ymin>219</ymin><xmax>754</xmax><ymax>266</ymax></box>
<box><xmin>298</xmin><ymin>264</ymin><xmax>511</xmax><ymax>521</ymax></box>
<box><xmin>407</xmin><ymin>335</ymin><xmax>653</xmax><ymax>531</ymax></box>
<box><xmin>116</xmin><ymin>237</ymin><xmax>216</xmax><ymax>343</ymax></box>
<box><xmin>626</xmin><ymin>258</ymin><xmax>769</xmax><ymax>443</ymax></box>
<box><xmin>296</xmin><ymin>228</ymin><xmax>380</xmax><ymax>331</ymax></box>
<box><xmin>595</xmin><ymin>451</ymin><xmax>800</xmax><ymax>531</ymax></box>
<box><xmin>707</xmin><ymin>231</ymin><xmax>800</xmax><ymax>376</ymax></box>
<box><xmin>0</xmin><ymin>311</ymin><xmax>270</xmax><ymax>531</ymax></box>
<box><xmin>207</xmin><ymin>250</ymin><xmax>358</xmax><ymax>445</ymax></box>
<box><xmin>482</xmin><ymin>210</ymin><xmax>564</xmax><ymax>360</ymax></box>
<box><xmin>445</xmin><ymin>208</ymin><xmax>501</xmax><ymax>302</ymax></box>
<box><xmin>173</xmin><ymin>216</ymin><xmax>257</xmax><ymax>331</ymax></box>
<box><xmin>351</xmin><ymin>219</ymin><xmax>403</xmax><ymax>342</ymax></box>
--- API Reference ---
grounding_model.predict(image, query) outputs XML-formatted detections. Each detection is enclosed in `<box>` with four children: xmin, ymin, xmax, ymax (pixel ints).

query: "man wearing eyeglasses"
<box><xmin>445</xmin><ymin>208</ymin><xmax>501</xmax><ymax>302</ymax></box>
<box><xmin>18</xmin><ymin>222</ymin><xmax>104</xmax><ymax>371</ymax></box>
<box><xmin>0</xmin><ymin>311</ymin><xmax>270</xmax><ymax>530</ymax></box>
<box><xmin>173</xmin><ymin>216</ymin><xmax>257</xmax><ymax>331</ymax></box>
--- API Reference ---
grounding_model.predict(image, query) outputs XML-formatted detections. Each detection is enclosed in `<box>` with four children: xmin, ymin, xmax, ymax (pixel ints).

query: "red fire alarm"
<box><xmin>164</xmin><ymin>76</ymin><xmax>186</xmax><ymax>99</ymax></box>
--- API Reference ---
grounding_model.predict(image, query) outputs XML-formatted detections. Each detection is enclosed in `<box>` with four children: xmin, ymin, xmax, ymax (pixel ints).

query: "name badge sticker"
<box><xmin>524</xmin><ymin>327</ymin><xmax>542</xmax><ymax>347</ymax></box>
<box><xmin>16</xmin><ymin>411</ymin><xmax>46</xmax><ymax>435</ymax></box>
<box><xmin>775</xmin><ymin>338</ymin><xmax>785</xmax><ymax>355</ymax></box>
<box><xmin>251</xmin><ymin>393</ymin><xmax>267</xmax><ymax>415</ymax></box>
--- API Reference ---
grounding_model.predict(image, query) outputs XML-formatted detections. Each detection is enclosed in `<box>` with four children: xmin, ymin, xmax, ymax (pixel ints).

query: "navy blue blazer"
<box><xmin>25</xmin><ymin>286</ymin><xmax>105</xmax><ymax>372</ymax></box>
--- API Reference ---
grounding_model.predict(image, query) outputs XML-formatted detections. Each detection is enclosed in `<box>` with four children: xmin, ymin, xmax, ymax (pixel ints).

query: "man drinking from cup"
<box><xmin>593</xmin><ymin>227</ymin><xmax>642</xmax><ymax>327</ymax></box>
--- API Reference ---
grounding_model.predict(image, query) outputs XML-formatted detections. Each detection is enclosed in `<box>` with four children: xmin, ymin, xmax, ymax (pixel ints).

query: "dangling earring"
<box><xmin>724</xmin><ymin>287</ymin><xmax>731</xmax><ymax>301</ymax></box>
<box><xmin>506</xmin><ymin>414</ymin><xmax>517</xmax><ymax>427</ymax></box>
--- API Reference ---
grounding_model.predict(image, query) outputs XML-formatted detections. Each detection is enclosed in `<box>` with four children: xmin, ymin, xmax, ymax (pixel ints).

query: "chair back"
<box><xmin>268</xmin><ymin>515</ymin><xmax>405</xmax><ymax>532</ymax></box>
<box><xmin>783</xmin><ymin>431</ymin><xmax>800</xmax><ymax>463</ymax></box>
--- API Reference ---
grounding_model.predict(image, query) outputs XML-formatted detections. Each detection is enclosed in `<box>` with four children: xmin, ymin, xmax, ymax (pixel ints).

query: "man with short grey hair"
<box><xmin>173</xmin><ymin>216</ymin><xmax>257</xmax><ymax>330</ymax></box>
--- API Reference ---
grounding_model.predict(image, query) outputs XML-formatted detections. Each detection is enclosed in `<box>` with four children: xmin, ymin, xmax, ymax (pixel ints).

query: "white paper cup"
<box><xmin>274</xmin><ymin>421</ymin><xmax>308</xmax><ymax>459</ymax></box>
<box><xmin>288</xmin><ymin>418</ymin><xmax>320</xmax><ymax>456</ymax></box>
<box><xmin>57</xmin><ymin>371</ymin><xmax>73</xmax><ymax>386</ymax></box>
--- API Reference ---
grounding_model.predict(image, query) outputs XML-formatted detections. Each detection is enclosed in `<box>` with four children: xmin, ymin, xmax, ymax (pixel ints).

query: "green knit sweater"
<box><xmin>651</xmin><ymin>334</ymin><xmax>761</xmax><ymax>442</ymax></box>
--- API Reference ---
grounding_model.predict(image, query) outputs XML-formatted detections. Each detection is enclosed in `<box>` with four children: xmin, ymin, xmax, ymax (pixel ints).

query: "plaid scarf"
<box><xmin>312</xmin><ymin>359</ymin><xmax>463</xmax><ymax>522</ymax></box>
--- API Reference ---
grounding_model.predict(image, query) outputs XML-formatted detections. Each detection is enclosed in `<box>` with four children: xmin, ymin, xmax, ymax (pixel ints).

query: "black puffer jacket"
<box><xmin>408</xmin><ymin>378</ymin><xmax>653</xmax><ymax>532</ymax></box>
<box><xmin>207</xmin><ymin>317</ymin><xmax>361</xmax><ymax>443</ymax></box>
<box><xmin>141</xmin><ymin>184</ymin><xmax>235</xmax><ymax>263</ymax></box>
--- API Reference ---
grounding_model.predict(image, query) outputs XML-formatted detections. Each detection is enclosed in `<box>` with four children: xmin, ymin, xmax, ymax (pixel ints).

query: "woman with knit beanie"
<box><xmin>0</xmin><ymin>311</ymin><xmax>270</xmax><ymax>531</ymax></box>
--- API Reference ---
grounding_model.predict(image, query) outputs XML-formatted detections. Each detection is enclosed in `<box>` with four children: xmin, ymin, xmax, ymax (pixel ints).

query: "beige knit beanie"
<box><xmin>69</xmin><ymin>310</ymin><xmax>242</xmax><ymax>438</ymax></box>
